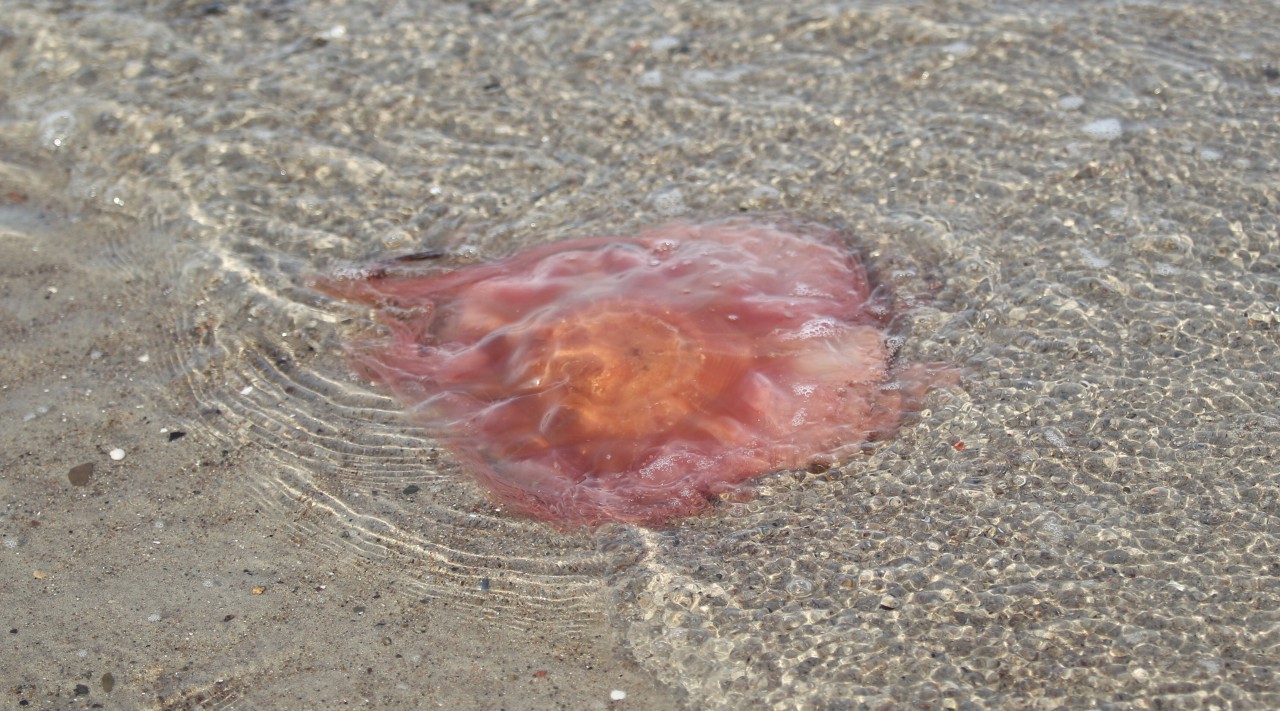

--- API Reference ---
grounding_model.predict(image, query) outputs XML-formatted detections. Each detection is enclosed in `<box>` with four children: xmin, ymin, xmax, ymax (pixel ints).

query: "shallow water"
<box><xmin>2</xmin><ymin>0</ymin><xmax>1278</xmax><ymax>707</ymax></box>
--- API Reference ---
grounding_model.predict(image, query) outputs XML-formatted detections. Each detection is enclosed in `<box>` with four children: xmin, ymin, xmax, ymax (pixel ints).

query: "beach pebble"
<box><xmin>636</xmin><ymin>70</ymin><xmax>663</xmax><ymax>88</ymax></box>
<box><xmin>650</xmin><ymin>35</ymin><xmax>680</xmax><ymax>52</ymax></box>
<box><xmin>109</xmin><ymin>448</ymin><xmax>126</xmax><ymax>461</ymax></box>
<box><xmin>1081</xmin><ymin>118</ymin><xmax>1123</xmax><ymax>140</ymax></box>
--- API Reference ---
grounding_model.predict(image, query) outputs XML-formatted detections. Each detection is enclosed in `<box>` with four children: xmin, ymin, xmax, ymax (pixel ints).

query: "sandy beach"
<box><xmin>3</xmin><ymin>0</ymin><xmax>1278</xmax><ymax>708</ymax></box>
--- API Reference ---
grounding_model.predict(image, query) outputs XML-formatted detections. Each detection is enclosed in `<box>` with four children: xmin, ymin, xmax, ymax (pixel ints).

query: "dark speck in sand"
<box><xmin>68</xmin><ymin>462</ymin><xmax>94</xmax><ymax>487</ymax></box>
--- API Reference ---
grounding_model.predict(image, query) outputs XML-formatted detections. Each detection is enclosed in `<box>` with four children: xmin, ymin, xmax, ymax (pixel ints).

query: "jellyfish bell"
<box><xmin>316</xmin><ymin>218</ymin><xmax>955</xmax><ymax>526</ymax></box>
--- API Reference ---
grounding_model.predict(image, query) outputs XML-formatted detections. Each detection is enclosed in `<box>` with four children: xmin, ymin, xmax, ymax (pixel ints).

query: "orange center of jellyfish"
<box><xmin>530</xmin><ymin>301</ymin><xmax>746</xmax><ymax>444</ymax></box>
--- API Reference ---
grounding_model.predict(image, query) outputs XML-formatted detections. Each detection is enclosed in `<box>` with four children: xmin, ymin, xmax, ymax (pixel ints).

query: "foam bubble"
<box><xmin>792</xmin><ymin>317</ymin><xmax>837</xmax><ymax>340</ymax></box>
<box><xmin>451</xmin><ymin>244</ymin><xmax>482</xmax><ymax>261</ymax></box>
<box><xmin>791</xmin><ymin>283</ymin><xmax>828</xmax><ymax>297</ymax></box>
<box><xmin>39</xmin><ymin>110</ymin><xmax>76</xmax><ymax>150</ymax></box>
<box><xmin>639</xmin><ymin>455</ymin><xmax>677</xmax><ymax>481</ymax></box>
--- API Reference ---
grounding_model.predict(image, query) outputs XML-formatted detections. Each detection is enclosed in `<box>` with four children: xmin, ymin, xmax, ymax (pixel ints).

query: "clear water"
<box><xmin>2</xmin><ymin>0</ymin><xmax>1278</xmax><ymax>707</ymax></box>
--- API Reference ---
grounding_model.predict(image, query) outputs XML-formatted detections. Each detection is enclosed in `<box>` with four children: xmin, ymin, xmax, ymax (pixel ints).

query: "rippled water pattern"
<box><xmin>3</xmin><ymin>0</ymin><xmax>1278</xmax><ymax>707</ymax></box>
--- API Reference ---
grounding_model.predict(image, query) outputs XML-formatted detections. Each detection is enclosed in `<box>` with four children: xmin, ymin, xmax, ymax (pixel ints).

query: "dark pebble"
<box><xmin>68</xmin><ymin>462</ymin><xmax>94</xmax><ymax>487</ymax></box>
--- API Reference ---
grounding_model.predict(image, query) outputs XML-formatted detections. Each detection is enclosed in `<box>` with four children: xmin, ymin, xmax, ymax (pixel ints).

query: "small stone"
<box><xmin>109</xmin><ymin>448</ymin><xmax>125</xmax><ymax>461</ymax></box>
<box><xmin>68</xmin><ymin>462</ymin><xmax>94</xmax><ymax>486</ymax></box>
<box><xmin>610</xmin><ymin>689</ymin><xmax>627</xmax><ymax>701</ymax></box>
<box><xmin>1081</xmin><ymin>118</ymin><xmax>1123</xmax><ymax>140</ymax></box>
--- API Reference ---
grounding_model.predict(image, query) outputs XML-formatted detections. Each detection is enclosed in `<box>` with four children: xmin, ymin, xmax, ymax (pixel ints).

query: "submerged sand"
<box><xmin>3</xmin><ymin>0</ymin><xmax>1279</xmax><ymax>709</ymax></box>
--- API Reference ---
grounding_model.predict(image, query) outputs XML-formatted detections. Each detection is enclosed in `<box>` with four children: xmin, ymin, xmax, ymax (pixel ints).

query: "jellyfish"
<box><xmin>316</xmin><ymin>219</ymin><xmax>954</xmax><ymax>525</ymax></box>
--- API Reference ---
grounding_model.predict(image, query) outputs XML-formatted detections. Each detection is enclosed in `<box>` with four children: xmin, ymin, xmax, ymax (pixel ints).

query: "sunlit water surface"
<box><xmin>3</xmin><ymin>0</ymin><xmax>1278</xmax><ymax>707</ymax></box>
